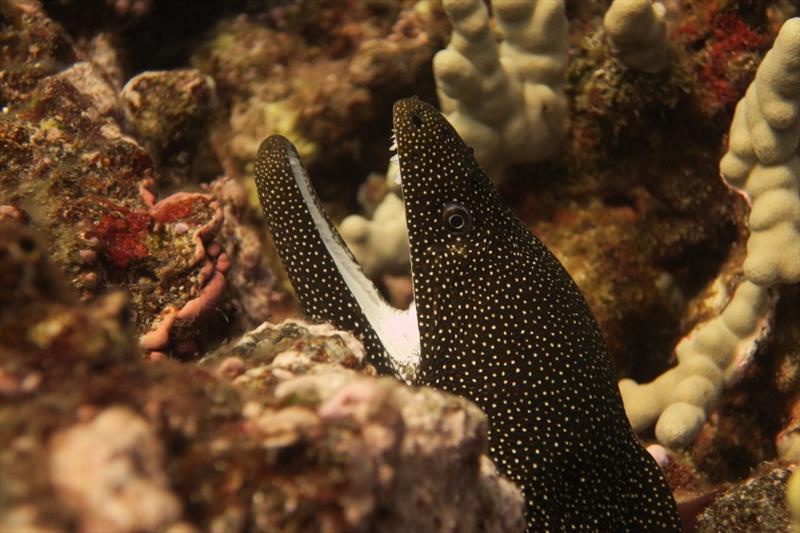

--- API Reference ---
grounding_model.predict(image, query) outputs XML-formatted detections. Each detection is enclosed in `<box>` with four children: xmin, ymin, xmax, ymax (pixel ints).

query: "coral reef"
<box><xmin>695</xmin><ymin>463</ymin><xmax>794</xmax><ymax>531</ymax></box>
<box><xmin>191</xmin><ymin>1</ymin><xmax>450</xmax><ymax>183</ymax></box>
<box><xmin>434</xmin><ymin>0</ymin><xmax>569</xmax><ymax>178</ymax></box>
<box><xmin>0</xmin><ymin>0</ymin><xmax>274</xmax><ymax>357</ymax></box>
<box><xmin>1</xmin><ymin>0</ymin><xmax>798</xmax><ymax>529</ymax></box>
<box><xmin>619</xmin><ymin>16</ymin><xmax>800</xmax><ymax>449</ymax></box>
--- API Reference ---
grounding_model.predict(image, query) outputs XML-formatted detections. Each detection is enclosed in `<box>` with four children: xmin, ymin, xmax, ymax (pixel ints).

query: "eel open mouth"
<box><xmin>254</xmin><ymin>131</ymin><xmax>420</xmax><ymax>383</ymax></box>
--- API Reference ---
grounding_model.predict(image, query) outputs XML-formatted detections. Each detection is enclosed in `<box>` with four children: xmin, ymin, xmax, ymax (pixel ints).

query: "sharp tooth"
<box><xmin>389</xmin><ymin>131</ymin><xmax>397</xmax><ymax>152</ymax></box>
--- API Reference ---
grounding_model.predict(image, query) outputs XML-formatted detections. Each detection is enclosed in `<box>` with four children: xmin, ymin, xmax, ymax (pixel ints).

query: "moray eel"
<box><xmin>255</xmin><ymin>97</ymin><xmax>681</xmax><ymax>531</ymax></box>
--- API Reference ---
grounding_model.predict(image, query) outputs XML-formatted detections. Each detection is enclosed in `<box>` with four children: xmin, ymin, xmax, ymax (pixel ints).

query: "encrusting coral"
<box><xmin>603</xmin><ymin>0</ymin><xmax>670</xmax><ymax>73</ymax></box>
<box><xmin>620</xmin><ymin>17</ymin><xmax>800</xmax><ymax>450</ymax></box>
<box><xmin>433</xmin><ymin>0</ymin><xmax>569</xmax><ymax>178</ymax></box>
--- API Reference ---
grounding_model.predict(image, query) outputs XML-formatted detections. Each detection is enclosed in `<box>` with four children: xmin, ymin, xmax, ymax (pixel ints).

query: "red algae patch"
<box><xmin>93</xmin><ymin>207</ymin><xmax>151</xmax><ymax>269</ymax></box>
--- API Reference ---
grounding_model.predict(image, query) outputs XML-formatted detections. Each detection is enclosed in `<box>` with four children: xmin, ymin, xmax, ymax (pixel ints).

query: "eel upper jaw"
<box><xmin>284</xmin><ymin>142</ymin><xmax>421</xmax><ymax>383</ymax></box>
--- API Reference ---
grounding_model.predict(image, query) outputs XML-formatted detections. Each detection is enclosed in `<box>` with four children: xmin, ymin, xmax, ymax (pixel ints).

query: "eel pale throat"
<box><xmin>254</xmin><ymin>97</ymin><xmax>681</xmax><ymax>531</ymax></box>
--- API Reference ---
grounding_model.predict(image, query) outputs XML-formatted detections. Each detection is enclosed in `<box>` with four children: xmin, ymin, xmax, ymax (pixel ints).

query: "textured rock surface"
<box><xmin>50</xmin><ymin>407</ymin><xmax>183</xmax><ymax>533</ymax></box>
<box><xmin>0</xmin><ymin>220</ymin><xmax>523</xmax><ymax>532</ymax></box>
<box><xmin>203</xmin><ymin>321</ymin><xmax>525</xmax><ymax>533</ymax></box>
<box><xmin>0</xmin><ymin>0</ymin><xmax>273</xmax><ymax>356</ymax></box>
<box><xmin>695</xmin><ymin>464</ymin><xmax>794</xmax><ymax>532</ymax></box>
<box><xmin>120</xmin><ymin>68</ymin><xmax>219</xmax><ymax>183</ymax></box>
<box><xmin>192</xmin><ymin>1</ymin><xmax>449</xmax><ymax>182</ymax></box>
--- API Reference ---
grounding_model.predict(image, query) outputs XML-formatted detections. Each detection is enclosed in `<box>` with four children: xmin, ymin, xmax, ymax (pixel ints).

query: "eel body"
<box><xmin>254</xmin><ymin>97</ymin><xmax>681</xmax><ymax>531</ymax></box>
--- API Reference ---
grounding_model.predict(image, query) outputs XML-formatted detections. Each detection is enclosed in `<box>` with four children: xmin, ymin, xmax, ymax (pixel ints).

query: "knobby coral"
<box><xmin>603</xmin><ymin>0</ymin><xmax>670</xmax><ymax>73</ymax></box>
<box><xmin>620</xmin><ymin>17</ymin><xmax>800</xmax><ymax>450</ymax></box>
<box><xmin>433</xmin><ymin>0</ymin><xmax>569</xmax><ymax>178</ymax></box>
<box><xmin>340</xmin><ymin>192</ymin><xmax>409</xmax><ymax>278</ymax></box>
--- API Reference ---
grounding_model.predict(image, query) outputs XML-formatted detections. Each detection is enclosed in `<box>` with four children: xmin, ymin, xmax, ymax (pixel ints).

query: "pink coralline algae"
<box><xmin>128</xmin><ymin>182</ymin><xmax>230</xmax><ymax>356</ymax></box>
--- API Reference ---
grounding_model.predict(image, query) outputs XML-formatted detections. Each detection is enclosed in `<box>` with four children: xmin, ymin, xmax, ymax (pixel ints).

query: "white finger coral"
<box><xmin>620</xmin><ymin>17</ymin><xmax>800</xmax><ymax>449</ymax></box>
<box><xmin>619</xmin><ymin>280</ymin><xmax>774</xmax><ymax>448</ymax></box>
<box><xmin>340</xmin><ymin>192</ymin><xmax>410</xmax><ymax>279</ymax></box>
<box><xmin>603</xmin><ymin>0</ymin><xmax>670</xmax><ymax>73</ymax></box>
<box><xmin>719</xmin><ymin>17</ymin><xmax>800</xmax><ymax>285</ymax></box>
<box><xmin>433</xmin><ymin>0</ymin><xmax>569</xmax><ymax>178</ymax></box>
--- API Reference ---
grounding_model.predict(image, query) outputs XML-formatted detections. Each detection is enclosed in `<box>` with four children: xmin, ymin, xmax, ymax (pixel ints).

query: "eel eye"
<box><xmin>410</xmin><ymin>112</ymin><xmax>423</xmax><ymax>128</ymax></box>
<box><xmin>442</xmin><ymin>203</ymin><xmax>472</xmax><ymax>236</ymax></box>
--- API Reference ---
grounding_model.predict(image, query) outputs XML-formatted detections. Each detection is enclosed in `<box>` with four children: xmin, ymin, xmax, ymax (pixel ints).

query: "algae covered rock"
<box><xmin>695</xmin><ymin>464</ymin><xmax>794</xmax><ymax>532</ymax></box>
<box><xmin>199</xmin><ymin>320</ymin><xmax>526</xmax><ymax>532</ymax></box>
<box><xmin>0</xmin><ymin>220</ymin><xmax>523</xmax><ymax>532</ymax></box>
<box><xmin>121</xmin><ymin>68</ymin><xmax>219</xmax><ymax>181</ymax></box>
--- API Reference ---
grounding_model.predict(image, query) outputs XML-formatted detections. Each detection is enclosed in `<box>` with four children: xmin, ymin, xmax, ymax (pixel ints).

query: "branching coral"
<box><xmin>603</xmin><ymin>0</ymin><xmax>670</xmax><ymax>73</ymax></box>
<box><xmin>433</xmin><ymin>0</ymin><xmax>569</xmax><ymax>178</ymax></box>
<box><xmin>620</xmin><ymin>18</ymin><xmax>800</xmax><ymax>449</ymax></box>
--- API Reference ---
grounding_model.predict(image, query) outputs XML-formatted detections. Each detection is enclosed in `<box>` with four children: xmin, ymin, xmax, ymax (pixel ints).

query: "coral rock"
<box><xmin>121</xmin><ymin>69</ymin><xmax>218</xmax><ymax>175</ymax></box>
<box><xmin>1</xmin><ymin>236</ymin><xmax>523</xmax><ymax>532</ymax></box>
<box><xmin>49</xmin><ymin>407</ymin><xmax>183</xmax><ymax>533</ymax></box>
<box><xmin>696</xmin><ymin>464</ymin><xmax>794</xmax><ymax>532</ymax></box>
